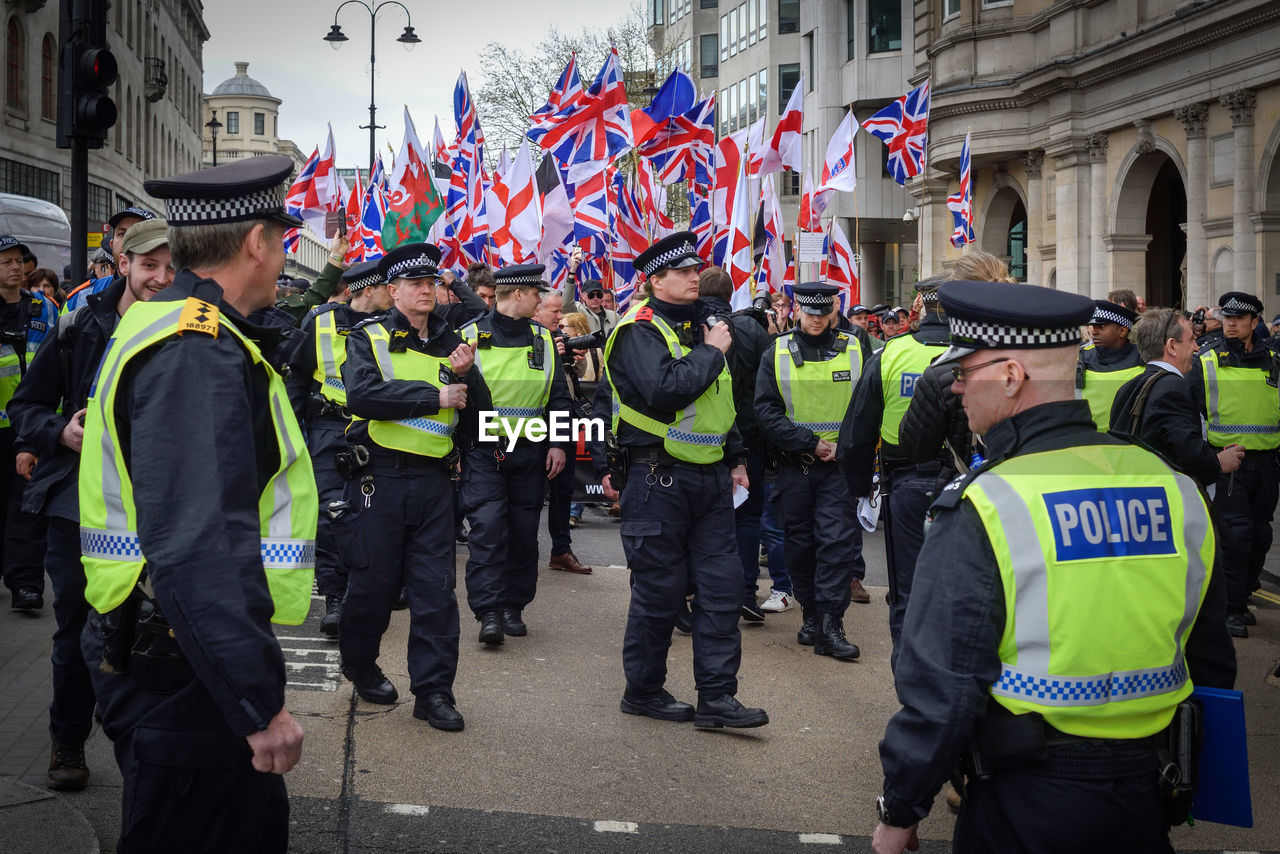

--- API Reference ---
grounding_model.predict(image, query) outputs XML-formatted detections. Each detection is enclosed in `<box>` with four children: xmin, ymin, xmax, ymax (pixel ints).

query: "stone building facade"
<box><xmin>0</xmin><ymin>0</ymin><xmax>207</xmax><ymax>235</ymax></box>
<box><xmin>916</xmin><ymin>0</ymin><xmax>1280</xmax><ymax>312</ymax></box>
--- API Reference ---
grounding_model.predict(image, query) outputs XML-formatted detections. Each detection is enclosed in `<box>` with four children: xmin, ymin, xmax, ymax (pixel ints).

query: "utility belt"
<box><xmin>961</xmin><ymin>701</ymin><xmax>1200</xmax><ymax>826</ymax></box>
<box><xmin>1210</xmin><ymin>445</ymin><xmax>1279</xmax><ymax>458</ymax></box>
<box><xmin>629</xmin><ymin>447</ymin><xmax>718</xmax><ymax>471</ymax></box>
<box><xmin>776</xmin><ymin>450</ymin><xmax>837</xmax><ymax>470</ymax></box>
<box><xmin>96</xmin><ymin>581</ymin><xmax>195</xmax><ymax>695</ymax></box>
<box><xmin>308</xmin><ymin>395</ymin><xmax>350</xmax><ymax>422</ymax></box>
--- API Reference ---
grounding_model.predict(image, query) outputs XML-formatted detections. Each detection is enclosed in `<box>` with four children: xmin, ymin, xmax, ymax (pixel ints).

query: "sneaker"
<box><xmin>760</xmin><ymin>589</ymin><xmax>794</xmax><ymax>613</ymax></box>
<box><xmin>569</xmin><ymin>516</ymin><xmax>581</xmax><ymax>528</ymax></box>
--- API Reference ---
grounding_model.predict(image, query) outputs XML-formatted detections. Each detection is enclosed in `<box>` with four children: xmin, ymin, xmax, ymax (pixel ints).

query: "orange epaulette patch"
<box><xmin>177</xmin><ymin>298</ymin><xmax>219</xmax><ymax>337</ymax></box>
<box><xmin>636</xmin><ymin>307</ymin><xmax>654</xmax><ymax>322</ymax></box>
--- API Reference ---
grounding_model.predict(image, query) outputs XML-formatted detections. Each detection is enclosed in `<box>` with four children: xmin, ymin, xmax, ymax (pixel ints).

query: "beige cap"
<box><xmin>119</xmin><ymin>218</ymin><xmax>169</xmax><ymax>256</ymax></box>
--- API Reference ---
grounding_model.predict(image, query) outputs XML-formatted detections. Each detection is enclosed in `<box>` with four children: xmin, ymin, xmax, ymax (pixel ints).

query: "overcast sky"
<box><xmin>202</xmin><ymin>1</ymin><xmax>631</xmax><ymax>173</ymax></box>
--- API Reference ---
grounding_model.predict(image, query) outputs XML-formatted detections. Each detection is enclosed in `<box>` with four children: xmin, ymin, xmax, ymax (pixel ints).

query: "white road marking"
<box><xmin>593</xmin><ymin>820</ymin><xmax>639</xmax><ymax>834</ymax></box>
<box><xmin>799</xmin><ymin>833</ymin><xmax>843</xmax><ymax>845</ymax></box>
<box><xmin>384</xmin><ymin>804</ymin><xmax>431</xmax><ymax>816</ymax></box>
<box><xmin>286</xmin><ymin>679</ymin><xmax>338</xmax><ymax>692</ymax></box>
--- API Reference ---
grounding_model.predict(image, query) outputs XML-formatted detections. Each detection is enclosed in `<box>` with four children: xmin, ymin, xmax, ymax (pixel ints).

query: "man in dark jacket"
<box><xmin>1110</xmin><ymin>308</ymin><xmax>1241</xmax><ymax>489</ymax></box>
<box><xmin>9</xmin><ymin>218</ymin><xmax>174</xmax><ymax>792</ymax></box>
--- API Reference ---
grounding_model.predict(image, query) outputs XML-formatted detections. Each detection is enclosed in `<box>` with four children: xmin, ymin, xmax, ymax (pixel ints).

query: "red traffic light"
<box><xmin>76</xmin><ymin>47</ymin><xmax>117</xmax><ymax>88</ymax></box>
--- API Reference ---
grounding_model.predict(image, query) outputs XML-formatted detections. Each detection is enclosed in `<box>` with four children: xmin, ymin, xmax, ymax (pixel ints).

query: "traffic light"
<box><xmin>56</xmin><ymin>0</ymin><xmax>117</xmax><ymax>149</ymax></box>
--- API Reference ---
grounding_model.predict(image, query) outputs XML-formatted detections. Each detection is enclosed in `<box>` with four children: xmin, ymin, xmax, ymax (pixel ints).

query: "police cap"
<box><xmin>792</xmin><ymin>281</ymin><xmax>839</xmax><ymax>315</ymax></box>
<box><xmin>936</xmin><ymin>280</ymin><xmax>1093</xmax><ymax>364</ymax></box>
<box><xmin>343</xmin><ymin>259</ymin><xmax>385</xmax><ymax>294</ymax></box>
<box><xmin>1219</xmin><ymin>291</ymin><xmax>1263</xmax><ymax>317</ymax></box>
<box><xmin>143</xmin><ymin>154</ymin><xmax>303</xmax><ymax>228</ymax></box>
<box><xmin>635</xmin><ymin>231</ymin><xmax>701</xmax><ymax>278</ymax></box>
<box><xmin>493</xmin><ymin>263</ymin><xmax>550</xmax><ymax>292</ymax></box>
<box><xmin>378</xmin><ymin>243</ymin><xmax>441</xmax><ymax>282</ymax></box>
<box><xmin>1088</xmin><ymin>299</ymin><xmax>1137</xmax><ymax>329</ymax></box>
<box><xmin>108</xmin><ymin>206</ymin><xmax>157</xmax><ymax>229</ymax></box>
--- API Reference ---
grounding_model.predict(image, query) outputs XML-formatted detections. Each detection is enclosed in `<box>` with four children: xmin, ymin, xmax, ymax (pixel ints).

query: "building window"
<box><xmin>700</xmin><ymin>34</ymin><xmax>718</xmax><ymax>79</ymax></box>
<box><xmin>41</xmin><ymin>33</ymin><xmax>55</xmax><ymax>120</ymax></box>
<box><xmin>778</xmin><ymin>63</ymin><xmax>799</xmax><ymax>113</ymax></box>
<box><xmin>805</xmin><ymin>33</ymin><xmax>815</xmax><ymax>90</ymax></box>
<box><xmin>737</xmin><ymin>3</ymin><xmax>747</xmax><ymax>52</ymax></box>
<box><xmin>781</xmin><ymin>170</ymin><xmax>800</xmax><ymax>196</ymax></box>
<box><xmin>758</xmin><ymin>68</ymin><xmax>767</xmax><ymax>118</ymax></box>
<box><xmin>88</xmin><ymin>182</ymin><xmax>113</xmax><ymax>225</ymax></box>
<box><xmin>869</xmin><ymin>0</ymin><xmax>901</xmax><ymax>53</ymax></box>
<box><xmin>720</xmin><ymin>14</ymin><xmax>729</xmax><ymax>60</ymax></box>
<box><xmin>701</xmin><ymin>0</ymin><xmax>717</xmax><ymax>7</ymax></box>
<box><xmin>728</xmin><ymin>83</ymin><xmax>738</xmax><ymax>132</ymax></box>
<box><xmin>757</xmin><ymin>0</ymin><xmax>767</xmax><ymax>39</ymax></box>
<box><xmin>650</xmin><ymin>0</ymin><xmax>663</xmax><ymax>26</ymax></box>
<box><xmin>982</xmin><ymin>0</ymin><xmax>1014</xmax><ymax>7</ymax></box>
<box><xmin>1007</xmin><ymin>206</ymin><xmax>1028</xmax><ymax>282</ymax></box>
<box><xmin>254</xmin><ymin>112</ymin><xmax>265</xmax><ymax>135</ymax></box>
<box><xmin>943</xmin><ymin>0</ymin><xmax>960</xmax><ymax>20</ymax></box>
<box><xmin>748</xmin><ymin>72</ymin><xmax>758</xmax><ymax>123</ymax></box>
<box><xmin>846</xmin><ymin>1</ymin><xmax>856</xmax><ymax>61</ymax></box>
<box><xmin>720</xmin><ymin>87</ymin><xmax>730</xmax><ymax>135</ymax></box>
<box><xmin>226</xmin><ymin>111</ymin><xmax>239</xmax><ymax>134</ymax></box>
<box><xmin>778</xmin><ymin>0</ymin><xmax>799</xmax><ymax>34</ymax></box>
<box><xmin>748</xmin><ymin>0</ymin><xmax>757</xmax><ymax>45</ymax></box>
<box><xmin>738</xmin><ymin>78</ymin><xmax>749</xmax><ymax>128</ymax></box>
<box><xmin>729</xmin><ymin>8</ymin><xmax>737</xmax><ymax>56</ymax></box>
<box><xmin>0</xmin><ymin>157</ymin><xmax>59</xmax><ymax>204</ymax></box>
<box><xmin>6</xmin><ymin>18</ymin><xmax>26</xmax><ymax>114</ymax></box>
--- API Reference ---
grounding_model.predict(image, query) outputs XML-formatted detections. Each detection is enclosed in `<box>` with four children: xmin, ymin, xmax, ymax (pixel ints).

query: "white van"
<box><xmin>0</xmin><ymin>192</ymin><xmax>71</xmax><ymax>275</ymax></box>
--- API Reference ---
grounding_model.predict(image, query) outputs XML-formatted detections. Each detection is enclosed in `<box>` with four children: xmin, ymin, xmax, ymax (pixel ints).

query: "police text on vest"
<box><xmin>1044</xmin><ymin>487</ymin><xmax>1177</xmax><ymax>560</ymax></box>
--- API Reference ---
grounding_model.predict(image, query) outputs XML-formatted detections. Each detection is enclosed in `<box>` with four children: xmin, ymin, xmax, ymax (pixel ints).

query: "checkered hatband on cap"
<box><xmin>495</xmin><ymin>272</ymin><xmax>545</xmax><ymax>287</ymax></box>
<box><xmin>794</xmin><ymin>292</ymin><xmax>833</xmax><ymax>310</ymax></box>
<box><xmin>950</xmin><ymin>316</ymin><xmax>1084</xmax><ymax>349</ymax></box>
<box><xmin>386</xmin><ymin>253</ymin><xmax>439</xmax><ymax>279</ymax></box>
<box><xmin>919</xmin><ymin>290</ymin><xmax>940</xmax><ymax>304</ymax></box>
<box><xmin>347</xmin><ymin>273</ymin><xmax>383</xmax><ymax>293</ymax></box>
<box><xmin>1222</xmin><ymin>295</ymin><xmax>1260</xmax><ymax>314</ymax></box>
<box><xmin>1089</xmin><ymin>307</ymin><xmax>1133</xmax><ymax>329</ymax></box>
<box><xmin>163</xmin><ymin>186</ymin><xmax>288</xmax><ymax>225</ymax></box>
<box><xmin>640</xmin><ymin>239</ymin><xmax>698</xmax><ymax>277</ymax></box>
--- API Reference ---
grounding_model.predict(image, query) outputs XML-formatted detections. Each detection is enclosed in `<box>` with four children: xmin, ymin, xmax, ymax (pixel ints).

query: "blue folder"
<box><xmin>1190</xmin><ymin>685</ymin><xmax>1252</xmax><ymax>827</ymax></box>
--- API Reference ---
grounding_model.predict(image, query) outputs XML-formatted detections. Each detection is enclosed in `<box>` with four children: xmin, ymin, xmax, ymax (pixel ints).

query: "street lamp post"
<box><xmin>323</xmin><ymin>0</ymin><xmax>420</xmax><ymax>174</ymax></box>
<box><xmin>205</xmin><ymin>110</ymin><xmax>222</xmax><ymax>166</ymax></box>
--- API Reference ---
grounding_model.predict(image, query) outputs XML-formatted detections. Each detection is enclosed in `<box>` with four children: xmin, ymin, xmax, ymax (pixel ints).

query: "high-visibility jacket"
<box><xmin>963</xmin><ymin>442</ymin><xmax>1214</xmax><ymax>738</ymax></box>
<box><xmin>312</xmin><ymin>304</ymin><xmax>349</xmax><ymax>406</ymax></box>
<box><xmin>80</xmin><ymin>296</ymin><xmax>317</xmax><ymax>625</ymax></box>
<box><xmin>1076</xmin><ymin>343</ymin><xmax>1145</xmax><ymax>430</ymax></box>
<box><xmin>0</xmin><ymin>290</ymin><xmax>55</xmax><ymax>430</ymax></box>
<box><xmin>354</xmin><ymin>322</ymin><xmax>458</xmax><ymax>458</ymax></box>
<box><xmin>461</xmin><ymin>315</ymin><xmax>556</xmax><ymax>441</ymax></box>
<box><xmin>605</xmin><ymin>302</ymin><xmax>735</xmax><ymax>464</ymax></box>
<box><xmin>879</xmin><ymin>333</ymin><xmax>946</xmax><ymax>445</ymax></box>
<box><xmin>771</xmin><ymin>330</ymin><xmax>862</xmax><ymax>442</ymax></box>
<box><xmin>1198</xmin><ymin>347</ymin><xmax>1280</xmax><ymax>450</ymax></box>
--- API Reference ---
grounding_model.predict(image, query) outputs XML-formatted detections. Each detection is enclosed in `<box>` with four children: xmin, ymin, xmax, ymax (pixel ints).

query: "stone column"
<box><xmin>1089</xmin><ymin>133</ymin><xmax>1110</xmax><ymax>299</ymax></box>
<box><xmin>1220</xmin><ymin>90</ymin><xmax>1257</xmax><ymax>296</ymax></box>
<box><xmin>1021</xmin><ymin>151</ymin><xmax>1044</xmax><ymax>284</ymax></box>
<box><xmin>1049</xmin><ymin>138</ymin><xmax>1091</xmax><ymax>296</ymax></box>
<box><xmin>1175</xmin><ymin>103</ymin><xmax>1210</xmax><ymax>308</ymax></box>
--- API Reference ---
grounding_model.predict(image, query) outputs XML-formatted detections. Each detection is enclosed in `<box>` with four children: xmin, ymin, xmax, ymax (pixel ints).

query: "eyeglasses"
<box><xmin>951</xmin><ymin>357</ymin><xmax>1031</xmax><ymax>383</ymax></box>
<box><xmin>585</xmin><ymin>290</ymin><xmax>604</xmax><ymax>298</ymax></box>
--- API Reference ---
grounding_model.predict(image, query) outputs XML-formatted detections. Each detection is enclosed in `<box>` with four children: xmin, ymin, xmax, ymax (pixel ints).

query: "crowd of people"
<box><xmin>0</xmin><ymin>152</ymin><xmax>1265</xmax><ymax>853</ymax></box>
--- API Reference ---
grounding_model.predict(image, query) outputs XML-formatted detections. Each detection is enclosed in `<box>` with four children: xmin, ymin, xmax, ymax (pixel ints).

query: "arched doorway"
<box><xmin>1111</xmin><ymin>148</ymin><xmax>1188</xmax><ymax>308</ymax></box>
<box><xmin>979</xmin><ymin>185</ymin><xmax>1028</xmax><ymax>282</ymax></box>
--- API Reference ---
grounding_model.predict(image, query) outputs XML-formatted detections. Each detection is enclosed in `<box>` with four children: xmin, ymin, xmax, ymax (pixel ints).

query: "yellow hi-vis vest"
<box><xmin>1198</xmin><ymin>347</ymin><xmax>1280</xmax><ymax>450</ymax></box>
<box><xmin>879</xmin><ymin>333</ymin><xmax>946</xmax><ymax>445</ymax></box>
<box><xmin>962</xmin><ymin>443</ymin><xmax>1214</xmax><ymax>739</ymax></box>
<box><xmin>771</xmin><ymin>330</ymin><xmax>862</xmax><ymax>442</ymax></box>
<box><xmin>604</xmin><ymin>301</ymin><xmax>735</xmax><ymax>464</ymax></box>
<box><xmin>460</xmin><ymin>317</ymin><xmax>556</xmax><ymax>441</ymax></box>
<box><xmin>312</xmin><ymin>306</ymin><xmax>348</xmax><ymax>405</ymax></box>
<box><xmin>80</xmin><ymin>296</ymin><xmax>318</xmax><ymax>625</ymax></box>
<box><xmin>0</xmin><ymin>292</ymin><xmax>53</xmax><ymax>430</ymax></box>
<box><xmin>354</xmin><ymin>323</ymin><xmax>458</xmax><ymax>458</ymax></box>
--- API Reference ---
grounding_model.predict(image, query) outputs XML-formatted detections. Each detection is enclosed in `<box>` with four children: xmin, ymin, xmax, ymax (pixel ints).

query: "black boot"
<box><xmin>694</xmin><ymin>694</ymin><xmax>769</xmax><ymax>729</ymax></box>
<box><xmin>674</xmin><ymin>599</ymin><xmax>694</xmax><ymax>634</ymax></box>
<box><xmin>319</xmin><ymin>597</ymin><xmax>342</xmax><ymax>638</ymax></box>
<box><xmin>503</xmin><ymin>607</ymin><xmax>527</xmax><ymax>637</ymax></box>
<box><xmin>478</xmin><ymin>610</ymin><xmax>504</xmax><ymax>646</ymax></box>
<box><xmin>796</xmin><ymin>611</ymin><xmax>816</xmax><ymax>646</ymax></box>
<box><xmin>413</xmin><ymin>693</ymin><xmax>465</xmax><ymax>732</ymax></box>
<box><xmin>814</xmin><ymin>612</ymin><xmax>860</xmax><ymax>661</ymax></box>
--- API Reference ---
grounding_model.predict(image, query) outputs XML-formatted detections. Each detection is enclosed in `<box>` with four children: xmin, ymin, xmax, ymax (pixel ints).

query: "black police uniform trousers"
<box><xmin>80</xmin><ymin>620</ymin><xmax>288</xmax><ymax>854</ymax></box>
<box><xmin>0</xmin><ymin>427</ymin><xmax>47</xmax><ymax>596</ymax></box>
<box><xmin>338</xmin><ymin>456</ymin><xmax>460</xmax><ymax>700</ymax></box>
<box><xmin>462</xmin><ymin>443</ymin><xmax>546</xmax><ymax>617</ymax></box>
<box><xmin>619</xmin><ymin>457</ymin><xmax>741</xmax><ymax>699</ymax></box>
<box><xmin>953</xmin><ymin>743</ymin><xmax>1170</xmax><ymax>854</ymax></box>
<box><xmin>886</xmin><ymin>464</ymin><xmax>937</xmax><ymax>652</ymax></box>
<box><xmin>547</xmin><ymin>449</ymin><xmax>576</xmax><ymax>557</ymax></box>
<box><xmin>734</xmin><ymin>447</ymin><xmax>767</xmax><ymax>600</ymax></box>
<box><xmin>46</xmin><ymin>515</ymin><xmax>96</xmax><ymax>747</ymax></box>
<box><xmin>775</xmin><ymin>460</ymin><xmax>855</xmax><ymax>616</ymax></box>
<box><xmin>1211</xmin><ymin>449</ymin><xmax>1280</xmax><ymax>611</ymax></box>
<box><xmin>308</xmin><ymin>416</ymin><xmax>351</xmax><ymax>602</ymax></box>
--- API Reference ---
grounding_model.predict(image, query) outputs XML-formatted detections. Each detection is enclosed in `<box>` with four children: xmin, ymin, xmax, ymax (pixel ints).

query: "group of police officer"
<box><xmin>0</xmin><ymin>148</ymin><xmax>1264</xmax><ymax>852</ymax></box>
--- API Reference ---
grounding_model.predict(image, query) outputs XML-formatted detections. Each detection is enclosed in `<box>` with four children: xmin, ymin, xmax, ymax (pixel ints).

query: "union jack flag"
<box><xmin>641</xmin><ymin>95</ymin><xmax>716</xmax><ymax>186</ymax></box>
<box><xmin>862</xmin><ymin>79</ymin><xmax>931</xmax><ymax>186</ymax></box>
<box><xmin>689</xmin><ymin>187</ymin><xmax>713</xmax><ymax>261</ymax></box>
<box><xmin>527</xmin><ymin>46</ymin><xmax>633</xmax><ymax>184</ymax></box>
<box><xmin>530</xmin><ymin>54</ymin><xmax>584</xmax><ymax>128</ymax></box>
<box><xmin>447</xmin><ymin>72</ymin><xmax>489</xmax><ymax>265</ymax></box>
<box><xmin>610</xmin><ymin>172</ymin><xmax>647</xmax><ymax>309</ymax></box>
<box><xmin>946</xmin><ymin>131</ymin><xmax>974</xmax><ymax>247</ymax></box>
<box><xmin>282</xmin><ymin>147</ymin><xmax>321</xmax><ymax>253</ymax></box>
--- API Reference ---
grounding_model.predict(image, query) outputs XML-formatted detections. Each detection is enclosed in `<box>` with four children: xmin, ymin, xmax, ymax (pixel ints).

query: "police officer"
<box><xmin>0</xmin><ymin>233</ymin><xmax>56</xmax><ymax>610</ymax></box>
<box><xmin>287</xmin><ymin>260</ymin><xmax>393</xmax><ymax>636</ymax></box>
<box><xmin>604</xmin><ymin>231</ymin><xmax>767</xmax><ymax>728</ymax></box>
<box><xmin>78</xmin><ymin>155</ymin><xmax>315</xmax><ymax>852</ymax></box>
<box><xmin>1188</xmin><ymin>290</ymin><xmax>1280</xmax><ymax>638</ymax></box>
<box><xmin>755</xmin><ymin>282</ymin><xmax>867</xmax><ymax>660</ymax></box>
<box><xmin>339</xmin><ymin>242</ymin><xmax>487</xmax><ymax>731</ymax></box>
<box><xmin>872</xmin><ymin>279</ymin><xmax>1236</xmax><ymax>854</ymax></box>
<box><xmin>459</xmin><ymin>264</ymin><xmax>573</xmax><ymax>644</ymax></box>
<box><xmin>840</xmin><ymin>279</ymin><xmax>951</xmax><ymax>654</ymax></box>
<box><xmin>9</xmin><ymin>218</ymin><xmax>174</xmax><ymax>791</ymax></box>
<box><xmin>1077</xmin><ymin>299</ymin><xmax>1144</xmax><ymax>430</ymax></box>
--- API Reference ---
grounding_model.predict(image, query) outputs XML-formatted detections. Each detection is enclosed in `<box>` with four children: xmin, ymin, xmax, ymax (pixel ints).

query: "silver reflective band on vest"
<box><xmin>1203</xmin><ymin>355</ymin><xmax>1280</xmax><ymax>434</ymax></box>
<box><xmin>316</xmin><ymin>313</ymin><xmax>344</xmax><ymax>391</ymax></box>
<box><xmin>81</xmin><ymin>528</ymin><xmax>315</xmax><ymax>569</ymax></box>
<box><xmin>979</xmin><ymin>472</ymin><xmax>1208</xmax><ymax>708</ymax></box>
